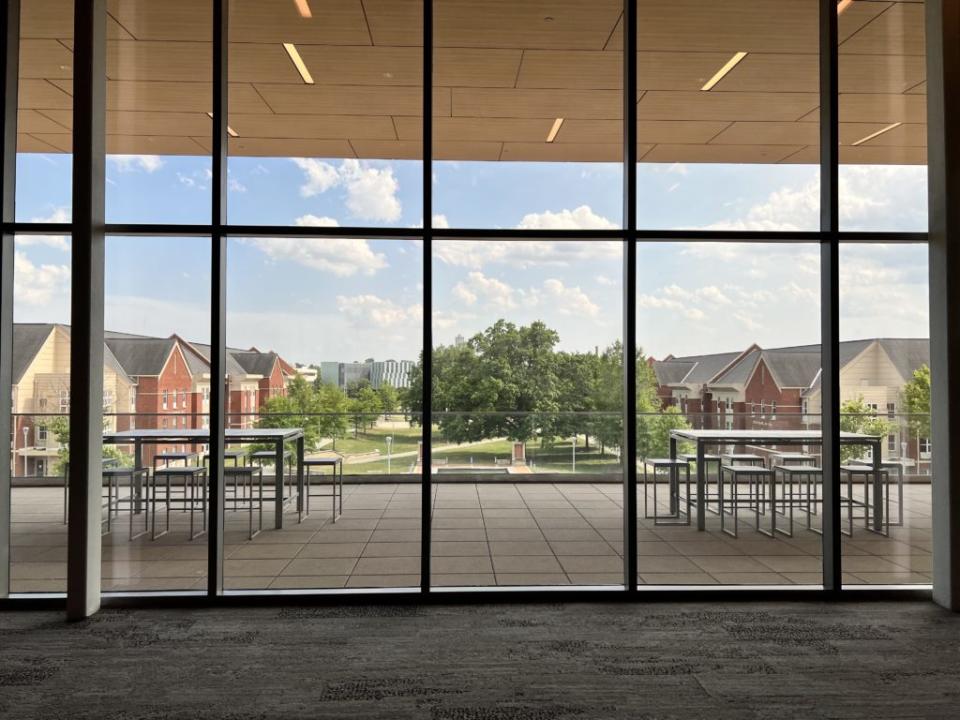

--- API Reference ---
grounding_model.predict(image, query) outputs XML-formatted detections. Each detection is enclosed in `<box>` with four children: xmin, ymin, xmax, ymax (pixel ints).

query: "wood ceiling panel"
<box><xmin>840</xmin><ymin>53</ymin><xmax>925</xmax><ymax>93</ymax></box>
<box><xmin>294</xmin><ymin>46</ymin><xmax>422</xmax><ymax>86</ymax></box>
<box><xmin>106</xmin><ymin>41</ymin><xmax>210</xmax><ymax>83</ymax></box>
<box><xmin>22</xmin><ymin>0</ymin><xmax>133</xmax><ymax>39</ymax></box>
<box><xmin>350</xmin><ymin>140</ymin><xmax>422</xmax><ymax>160</ymax></box>
<box><xmin>107</xmin><ymin>0</ymin><xmax>211</xmax><ymax>42</ymax></box>
<box><xmin>712</xmin><ymin>54</ymin><xmax>818</xmax><ymax>93</ymax></box>
<box><xmin>29</xmin><ymin>133</ymin><xmax>71</xmax><ymax>152</ymax></box>
<box><xmin>642</xmin><ymin>143</ymin><xmax>805</xmax><ymax>163</ymax></box>
<box><xmin>435</xmin><ymin>49</ymin><xmax>523</xmax><ymax>88</ymax></box>
<box><xmin>393</xmin><ymin>116</ymin><xmax>422</xmax><ymax>141</ymax></box>
<box><xmin>638</xmin><ymin>91</ymin><xmax>819</xmax><ymax>122</ymax></box>
<box><xmin>71</xmin><ymin>81</ymin><xmax>267</xmax><ymax>114</ymax></box>
<box><xmin>434</xmin><ymin>0</ymin><xmax>622</xmax><ymax>50</ymax></box>
<box><xmin>906</xmin><ymin>80</ymin><xmax>926</xmax><ymax>95</ymax></box>
<box><xmin>501</xmin><ymin>142</ymin><xmax>623</xmax><ymax>162</ymax></box>
<box><xmin>553</xmin><ymin>119</ymin><xmax>728</xmax><ymax>143</ymax></box>
<box><xmin>637</xmin><ymin>0</ymin><xmax>817</xmax><ymax>54</ymax></box>
<box><xmin>435</xmin><ymin>141</ymin><xmax>503</xmax><ymax>161</ymax></box>
<box><xmin>18</xmin><ymin>110</ymin><xmax>69</xmax><ymax>134</ymax></box>
<box><xmin>255</xmin><ymin>85</ymin><xmax>446</xmax><ymax>116</ymax></box>
<box><xmin>838</xmin><ymin>2</ymin><xmax>894</xmax><ymax>43</ymax></box>
<box><xmin>227</xmin><ymin>138</ymin><xmax>356</xmax><ymax>157</ymax></box>
<box><xmin>516</xmin><ymin>50</ymin><xmax>621</xmax><ymax>90</ymax></box>
<box><xmin>839</xmin><ymin>93</ymin><xmax>926</xmax><ymax>123</ymax></box>
<box><xmin>43</xmin><ymin>110</ymin><xmax>212</xmax><ymax>136</ymax></box>
<box><xmin>231</xmin><ymin>0</ymin><xmax>369</xmax><ymax>44</ymax></box>
<box><xmin>638</xmin><ymin>52</ymin><xmax>740</xmax><ymax>91</ymax></box>
<box><xmin>778</xmin><ymin>145</ymin><xmax>818</xmax><ymax>164</ymax></box>
<box><xmin>17</xmin><ymin>133</ymin><xmax>62</xmax><ymax>153</ymax></box>
<box><xmin>230</xmin><ymin>44</ymin><xmax>302</xmax><ymax>84</ymax></box>
<box><xmin>839</xmin><ymin>144</ymin><xmax>926</xmax><ymax>164</ymax></box>
<box><xmin>840</xmin><ymin>2</ymin><xmax>925</xmax><ymax>55</ymax></box>
<box><xmin>452</xmin><ymin>88</ymin><xmax>622</xmax><ymax>119</ymax></box>
<box><xmin>19</xmin><ymin>40</ymin><xmax>73</xmax><ymax>80</ymax></box>
<box><xmin>851</xmin><ymin>122</ymin><xmax>926</xmax><ymax>147</ymax></box>
<box><xmin>361</xmin><ymin>0</ymin><xmax>424</xmax><ymax>47</ymax></box>
<box><xmin>710</xmin><ymin>121</ymin><xmax>820</xmax><ymax>146</ymax></box>
<box><xmin>229</xmin><ymin>114</ymin><xmax>397</xmax><ymax>140</ymax></box>
<box><xmin>18</xmin><ymin>79</ymin><xmax>72</xmax><ymax>110</ymax></box>
<box><xmin>107</xmin><ymin>135</ymin><xmax>207</xmax><ymax>155</ymax></box>
<box><xmin>431</xmin><ymin>117</ymin><xmax>558</xmax><ymax>143</ymax></box>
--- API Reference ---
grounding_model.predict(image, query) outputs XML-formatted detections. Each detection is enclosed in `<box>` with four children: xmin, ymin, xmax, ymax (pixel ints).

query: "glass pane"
<box><xmin>637</xmin><ymin>0</ymin><xmax>820</xmax><ymax>230</ymax></box>
<box><xmin>839</xmin><ymin>243</ymin><xmax>930</xmax><ymax>585</ymax></box>
<box><xmin>15</xmin><ymin>0</ymin><xmax>73</xmax><ymax>222</ymax></box>
<box><xmin>839</xmin><ymin>0</ymin><xmax>927</xmax><ymax>230</ymax></box>
<box><xmin>226</xmin><ymin>236</ymin><xmax>422</xmax><ymax>591</ymax></box>
<box><xmin>433</xmin><ymin>0</ymin><xmax>623</xmax><ymax>229</ymax></box>
<box><xmin>432</xmin><ymin>239</ymin><xmax>624</xmax><ymax>587</ymax></box>
<box><xmin>104</xmin><ymin>1</ymin><xmax>213</xmax><ymax>224</ymax></box>
<box><xmin>226</xmin><ymin>0</ymin><xmax>423</xmax><ymax>227</ymax></box>
<box><xmin>10</xmin><ymin>233</ymin><xmax>72</xmax><ymax>593</ymax></box>
<box><xmin>101</xmin><ymin>236</ymin><xmax>211</xmax><ymax>593</ymax></box>
<box><xmin>637</xmin><ymin>242</ymin><xmax>822</xmax><ymax>586</ymax></box>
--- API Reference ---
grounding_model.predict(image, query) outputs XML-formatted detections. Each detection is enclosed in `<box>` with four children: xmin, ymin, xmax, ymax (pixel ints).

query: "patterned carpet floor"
<box><xmin>1</xmin><ymin>600</ymin><xmax>959</xmax><ymax>719</ymax></box>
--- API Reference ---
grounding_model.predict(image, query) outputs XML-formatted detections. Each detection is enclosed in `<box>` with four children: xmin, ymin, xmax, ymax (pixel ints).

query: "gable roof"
<box><xmin>103</xmin><ymin>336</ymin><xmax>177</xmax><ymax>376</ymax></box>
<box><xmin>877</xmin><ymin>338</ymin><xmax>930</xmax><ymax>382</ymax></box>
<box><xmin>232</xmin><ymin>350</ymin><xmax>279</xmax><ymax>377</ymax></box>
<box><xmin>653</xmin><ymin>350</ymin><xmax>743</xmax><ymax>386</ymax></box>
<box><xmin>12</xmin><ymin>323</ymin><xmax>56</xmax><ymax>384</ymax></box>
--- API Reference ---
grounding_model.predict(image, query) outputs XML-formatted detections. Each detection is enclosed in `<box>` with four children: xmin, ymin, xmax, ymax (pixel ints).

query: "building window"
<box><xmin>888</xmin><ymin>434</ymin><xmax>896</xmax><ymax>452</ymax></box>
<box><xmin>162</xmin><ymin>390</ymin><xmax>168</xmax><ymax>409</ymax></box>
<box><xmin>161</xmin><ymin>418</ymin><xmax>167</xmax><ymax>429</ymax></box>
<box><xmin>172</xmin><ymin>391</ymin><xmax>178</xmax><ymax>409</ymax></box>
<box><xmin>37</xmin><ymin>425</ymin><xmax>47</xmax><ymax>443</ymax></box>
<box><xmin>58</xmin><ymin>389</ymin><xmax>69</xmax><ymax>414</ymax></box>
<box><xmin>887</xmin><ymin>402</ymin><xmax>896</xmax><ymax>419</ymax></box>
<box><xmin>38</xmin><ymin>397</ymin><xmax>47</xmax><ymax>410</ymax></box>
<box><xmin>920</xmin><ymin>437</ymin><xmax>932</xmax><ymax>458</ymax></box>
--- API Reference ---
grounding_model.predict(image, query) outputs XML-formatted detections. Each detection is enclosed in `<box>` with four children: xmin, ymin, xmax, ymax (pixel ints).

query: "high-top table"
<box><xmin>667</xmin><ymin>429</ymin><xmax>883</xmax><ymax>532</ymax></box>
<box><xmin>103</xmin><ymin>428</ymin><xmax>304</xmax><ymax>530</ymax></box>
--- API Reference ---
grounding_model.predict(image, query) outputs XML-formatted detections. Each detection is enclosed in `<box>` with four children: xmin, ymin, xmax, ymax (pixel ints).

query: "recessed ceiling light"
<box><xmin>837</xmin><ymin>0</ymin><xmax>854</xmax><ymax>15</ymax></box>
<box><xmin>283</xmin><ymin>42</ymin><xmax>315</xmax><ymax>85</ymax></box>
<box><xmin>206</xmin><ymin>111</ymin><xmax>239</xmax><ymax>137</ymax></box>
<box><xmin>294</xmin><ymin>0</ymin><xmax>312</xmax><ymax>18</ymax></box>
<box><xmin>851</xmin><ymin>122</ymin><xmax>901</xmax><ymax>146</ymax></box>
<box><xmin>701</xmin><ymin>51</ymin><xmax>748</xmax><ymax>91</ymax></box>
<box><xmin>546</xmin><ymin>117</ymin><xmax>564</xmax><ymax>143</ymax></box>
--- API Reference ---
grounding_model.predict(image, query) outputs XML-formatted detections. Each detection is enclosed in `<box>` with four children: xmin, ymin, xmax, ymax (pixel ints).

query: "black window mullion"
<box><xmin>421</xmin><ymin>0</ymin><xmax>433</xmax><ymax>594</ymax></box>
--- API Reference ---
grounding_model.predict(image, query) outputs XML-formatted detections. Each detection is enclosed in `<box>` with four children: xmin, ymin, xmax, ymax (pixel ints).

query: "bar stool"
<box><xmin>302</xmin><ymin>456</ymin><xmax>343</xmax><ymax>523</ymax></box>
<box><xmin>852</xmin><ymin>458</ymin><xmax>905</xmax><ymax>526</ymax></box>
<box><xmin>203</xmin><ymin>448</ymin><xmax>246</xmax><ymax>468</ymax></box>
<box><xmin>151</xmin><ymin>466</ymin><xmax>208</xmax><ymax>540</ymax></box>
<box><xmin>721</xmin><ymin>453</ymin><xmax>767</xmax><ymax>514</ymax></box>
<box><xmin>250</xmin><ymin>449</ymin><xmax>295</xmax><ymax>508</ymax></box>
<box><xmin>153</xmin><ymin>451</ymin><xmax>199</xmax><ymax>513</ymax></box>
<box><xmin>224</xmin><ymin>466</ymin><xmax>264</xmax><ymax>540</ymax></box>
<box><xmin>770</xmin><ymin>465</ymin><xmax>820</xmax><ymax>538</ymax></box>
<box><xmin>841</xmin><ymin>464</ymin><xmax>890</xmax><ymax>536</ymax></box>
<box><xmin>642</xmin><ymin>458</ymin><xmax>691</xmax><ymax>525</ymax></box>
<box><xmin>772</xmin><ymin>452</ymin><xmax>818</xmax><ymax>467</ymax></box>
<box><xmin>719</xmin><ymin>464</ymin><xmax>775</xmax><ymax>538</ymax></box>
<box><xmin>103</xmin><ymin>467</ymin><xmax>150</xmax><ymax>540</ymax></box>
<box><xmin>679</xmin><ymin>453</ymin><xmax>722</xmax><ymax>515</ymax></box>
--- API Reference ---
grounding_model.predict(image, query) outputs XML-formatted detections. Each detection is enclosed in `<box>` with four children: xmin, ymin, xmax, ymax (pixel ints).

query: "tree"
<box><xmin>345</xmin><ymin>378</ymin><xmax>372</xmax><ymax>399</ymax></box>
<box><xmin>257</xmin><ymin>375</ymin><xmax>348</xmax><ymax>451</ymax></box>
<box><xmin>377</xmin><ymin>382</ymin><xmax>399</xmax><ymax>414</ymax></box>
<box><xmin>840</xmin><ymin>395</ymin><xmax>895</xmax><ymax>463</ymax></box>
<box><xmin>348</xmin><ymin>386</ymin><xmax>382</xmax><ymax>437</ymax></box>
<box><xmin>900</xmin><ymin>364</ymin><xmax>931</xmax><ymax>441</ymax></box>
<box><xmin>39</xmin><ymin>414</ymin><xmax>131</xmax><ymax>475</ymax></box>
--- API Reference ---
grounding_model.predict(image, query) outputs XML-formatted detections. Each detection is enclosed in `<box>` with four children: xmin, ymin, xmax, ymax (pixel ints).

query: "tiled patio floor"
<box><xmin>9</xmin><ymin>481</ymin><xmax>932</xmax><ymax>593</ymax></box>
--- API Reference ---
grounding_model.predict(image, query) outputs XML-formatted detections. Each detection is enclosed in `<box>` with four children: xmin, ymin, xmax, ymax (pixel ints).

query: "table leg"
<box><xmin>872</xmin><ymin>440</ymin><xmax>883</xmax><ymax>532</ymax></box>
<box><xmin>296</xmin><ymin>435</ymin><xmax>305</xmax><ymax>522</ymax></box>
<box><xmin>695</xmin><ymin>441</ymin><xmax>705</xmax><ymax>531</ymax></box>
<box><xmin>134</xmin><ymin>438</ymin><xmax>143</xmax><ymax>514</ymax></box>
<box><xmin>274</xmin><ymin>440</ymin><xmax>284</xmax><ymax>530</ymax></box>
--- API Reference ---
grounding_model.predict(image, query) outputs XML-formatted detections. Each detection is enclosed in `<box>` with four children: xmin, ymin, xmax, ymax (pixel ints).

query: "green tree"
<box><xmin>377</xmin><ymin>382</ymin><xmax>399</xmax><ymax>414</ymax></box>
<box><xmin>257</xmin><ymin>375</ymin><xmax>348</xmax><ymax>451</ymax></box>
<box><xmin>39</xmin><ymin>415</ymin><xmax>131</xmax><ymax>475</ymax></box>
<box><xmin>348</xmin><ymin>386</ymin><xmax>382</xmax><ymax>437</ymax></box>
<box><xmin>840</xmin><ymin>395</ymin><xmax>895</xmax><ymax>463</ymax></box>
<box><xmin>900</xmin><ymin>364</ymin><xmax>931</xmax><ymax>441</ymax></box>
<box><xmin>345</xmin><ymin>378</ymin><xmax>372</xmax><ymax>399</ymax></box>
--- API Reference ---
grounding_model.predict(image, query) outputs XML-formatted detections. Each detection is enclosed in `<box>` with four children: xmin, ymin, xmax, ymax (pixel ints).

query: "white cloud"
<box><xmin>432</xmin><ymin>214</ymin><xmax>450</xmax><ymax>228</ymax></box>
<box><xmin>229</xmin><ymin>178</ymin><xmax>248</xmax><ymax>193</ymax></box>
<box><xmin>595</xmin><ymin>274</ymin><xmax>615</xmax><ymax>286</ymax></box>
<box><xmin>703</xmin><ymin>177</ymin><xmax>819</xmax><ymax>231</ymax></box>
<box><xmin>453</xmin><ymin>271</ymin><xmax>516</xmax><ymax>310</ymax></box>
<box><xmin>13</xmin><ymin>250</ymin><xmax>70</xmax><ymax>306</ymax></box>
<box><xmin>516</xmin><ymin>204</ymin><xmax>617</xmax><ymax>230</ymax></box>
<box><xmin>18</xmin><ymin>208</ymin><xmax>71</xmax><ymax>251</ymax></box>
<box><xmin>336</xmin><ymin>294</ymin><xmax>422</xmax><ymax>328</ymax></box>
<box><xmin>434</xmin><ymin>239</ymin><xmax>620</xmax><ymax>270</ymax></box>
<box><xmin>109</xmin><ymin>154</ymin><xmax>164</xmax><ymax>173</ymax></box>
<box><xmin>291</xmin><ymin>158</ymin><xmax>402</xmax><ymax>222</ymax></box>
<box><xmin>244</xmin><ymin>237</ymin><xmax>387</xmax><ymax>277</ymax></box>
<box><xmin>537</xmin><ymin>278</ymin><xmax>599</xmax><ymax>317</ymax></box>
<box><xmin>294</xmin><ymin>214</ymin><xmax>339</xmax><ymax>227</ymax></box>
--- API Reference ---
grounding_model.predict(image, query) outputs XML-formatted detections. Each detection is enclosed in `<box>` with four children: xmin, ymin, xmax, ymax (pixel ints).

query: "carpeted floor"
<box><xmin>1</xmin><ymin>600</ymin><xmax>959</xmax><ymax>719</ymax></box>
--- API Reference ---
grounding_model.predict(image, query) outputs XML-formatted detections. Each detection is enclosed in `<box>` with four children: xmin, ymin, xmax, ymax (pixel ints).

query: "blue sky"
<box><xmin>12</xmin><ymin>152</ymin><xmax>929</xmax><ymax>364</ymax></box>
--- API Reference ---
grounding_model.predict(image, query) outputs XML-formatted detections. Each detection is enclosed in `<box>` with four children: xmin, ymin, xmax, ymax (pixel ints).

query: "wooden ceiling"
<box><xmin>16</xmin><ymin>0</ymin><xmax>927</xmax><ymax>165</ymax></box>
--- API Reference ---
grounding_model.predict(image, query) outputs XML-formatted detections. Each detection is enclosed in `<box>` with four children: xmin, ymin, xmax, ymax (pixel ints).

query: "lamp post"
<box><xmin>571</xmin><ymin>434</ymin><xmax>577</xmax><ymax>473</ymax></box>
<box><xmin>386</xmin><ymin>435</ymin><xmax>393</xmax><ymax>474</ymax></box>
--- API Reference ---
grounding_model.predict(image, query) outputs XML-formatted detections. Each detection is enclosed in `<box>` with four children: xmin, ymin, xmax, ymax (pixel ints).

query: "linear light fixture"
<box><xmin>700</xmin><ymin>51</ymin><xmax>748</xmax><ymax>91</ymax></box>
<box><xmin>546</xmin><ymin>118</ymin><xmax>564</xmax><ymax>143</ymax></box>
<box><xmin>206</xmin><ymin>111</ymin><xmax>239</xmax><ymax>137</ymax></box>
<box><xmin>294</xmin><ymin>0</ymin><xmax>312</xmax><ymax>18</ymax></box>
<box><xmin>851</xmin><ymin>122</ymin><xmax>902</xmax><ymax>146</ymax></box>
<box><xmin>283</xmin><ymin>42</ymin><xmax>314</xmax><ymax>84</ymax></box>
<box><xmin>837</xmin><ymin>0</ymin><xmax>854</xmax><ymax>15</ymax></box>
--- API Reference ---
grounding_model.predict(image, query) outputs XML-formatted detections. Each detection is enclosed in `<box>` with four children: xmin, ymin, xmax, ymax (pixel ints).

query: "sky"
<box><xmin>12</xmin><ymin>152</ymin><xmax>930</xmax><ymax>365</ymax></box>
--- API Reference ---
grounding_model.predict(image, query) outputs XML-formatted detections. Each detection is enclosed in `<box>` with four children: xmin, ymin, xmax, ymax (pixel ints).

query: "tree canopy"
<box><xmin>900</xmin><ymin>364</ymin><xmax>931</xmax><ymax>440</ymax></box>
